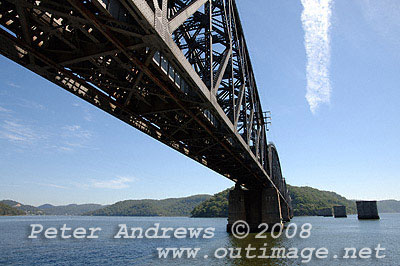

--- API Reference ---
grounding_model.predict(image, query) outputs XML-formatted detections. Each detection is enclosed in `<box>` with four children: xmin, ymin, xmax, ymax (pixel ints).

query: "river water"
<box><xmin>0</xmin><ymin>214</ymin><xmax>398</xmax><ymax>265</ymax></box>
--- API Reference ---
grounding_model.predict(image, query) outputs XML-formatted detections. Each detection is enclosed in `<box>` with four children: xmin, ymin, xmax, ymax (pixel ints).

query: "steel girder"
<box><xmin>0</xmin><ymin>0</ymin><xmax>290</xmax><ymax>205</ymax></box>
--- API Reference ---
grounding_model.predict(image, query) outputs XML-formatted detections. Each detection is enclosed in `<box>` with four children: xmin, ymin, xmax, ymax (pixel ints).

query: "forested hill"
<box><xmin>0</xmin><ymin>200</ymin><xmax>44</xmax><ymax>215</ymax></box>
<box><xmin>191</xmin><ymin>185</ymin><xmax>358</xmax><ymax>217</ymax></box>
<box><xmin>86</xmin><ymin>195</ymin><xmax>211</xmax><ymax>216</ymax></box>
<box><xmin>191</xmin><ymin>188</ymin><xmax>230</xmax><ymax>217</ymax></box>
<box><xmin>0</xmin><ymin>202</ymin><xmax>25</xmax><ymax>216</ymax></box>
<box><xmin>378</xmin><ymin>200</ymin><xmax>400</xmax><ymax>213</ymax></box>
<box><xmin>38</xmin><ymin>204</ymin><xmax>105</xmax><ymax>215</ymax></box>
<box><xmin>288</xmin><ymin>185</ymin><xmax>356</xmax><ymax>215</ymax></box>
<box><xmin>2</xmin><ymin>187</ymin><xmax>399</xmax><ymax>217</ymax></box>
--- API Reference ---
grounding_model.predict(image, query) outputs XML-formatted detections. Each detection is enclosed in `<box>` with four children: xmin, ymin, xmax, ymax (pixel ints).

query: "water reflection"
<box><xmin>224</xmin><ymin>233</ymin><xmax>289</xmax><ymax>266</ymax></box>
<box><xmin>0</xmin><ymin>215</ymin><xmax>398</xmax><ymax>266</ymax></box>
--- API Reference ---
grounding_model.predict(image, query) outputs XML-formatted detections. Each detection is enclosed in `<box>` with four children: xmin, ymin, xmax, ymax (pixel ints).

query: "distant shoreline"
<box><xmin>2</xmin><ymin>186</ymin><xmax>400</xmax><ymax>217</ymax></box>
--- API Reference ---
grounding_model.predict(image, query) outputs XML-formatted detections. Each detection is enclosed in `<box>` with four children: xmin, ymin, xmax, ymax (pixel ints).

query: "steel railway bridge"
<box><xmin>0</xmin><ymin>0</ymin><xmax>293</xmax><ymax>231</ymax></box>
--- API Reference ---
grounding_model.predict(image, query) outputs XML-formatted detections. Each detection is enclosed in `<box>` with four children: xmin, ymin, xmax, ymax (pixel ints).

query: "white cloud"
<box><xmin>0</xmin><ymin>109</ymin><xmax>92</xmax><ymax>152</ymax></box>
<box><xmin>301</xmin><ymin>0</ymin><xmax>334</xmax><ymax>113</ymax></box>
<box><xmin>0</xmin><ymin>120</ymin><xmax>38</xmax><ymax>142</ymax></box>
<box><xmin>0</xmin><ymin>106</ymin><xmax>11</xmax><ymax>113</ymax></box>
<box><xmin>360</xmin><ymin>0</ymin><xmax>400</xmax><ymax>50</ymax></box>
<box><xmin>23</xmin><ymin>181</ymin><xmax>69</xmax><ymax>189</ymax></box>
<box><xmin>83</xmin><ymin>112</ymin><xmax>93</xmax><ymax>122</ymax></box>
<box><xmin>90</xmin><ymin>177</ymin><xmax>134</xmax><ymax>189</ymax></box>
<box><xmin>37</xmin><ymin>182</ymin><xmax>69</xmax><ymax>189</ymax></box>
<box><xmin>0</xmin><ymin>119</ymin><xmax>93</xmax><ymax>152</ymax></box>
<box><xmin>72</xmin><ymin>102</ymin><xmax>94</xmax><ymax>122</ymax></box>
<box><xmin>19</xmin><ymin>99</ymin><xmax>45</xmax><ymax>110</ymax></box>
<box><xmin>57</xmin><ymin>125</ymin><xmax>92</xmax><ymax>151</ymax></box>
<box><xmin>62</xmin><ymin>125</ymin><xmax>92</xmax><ymax>139</ymax></box>
<box><xmin>58</xmin><ymin>146</ymin><xmax>74</xmax><ymax>152</ymax></box>
<box><xmin>7</xmin><ymin>82</ymin><xmax>21</xmax><ymax>88</ymax></box>
<box><xmin>41</xmin><ymin>183</ymin><xmax>68</xmax><ymax>189</ymax></box>
<box><xmin>64</xmin><ymin>125</ymin><xmax>81</xmax><ymax>131</ymax></box>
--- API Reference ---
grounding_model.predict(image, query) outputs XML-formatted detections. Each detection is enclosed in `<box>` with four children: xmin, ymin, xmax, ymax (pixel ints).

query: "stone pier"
<box><xmin>227</xmin><ymin>185</ymin><xmax>287</xmax><ymax>233</ymax></box>
<box><xmin>280</xmin><ymin>197</ymin><xmax>290</xmax><ymax>222</ymax></box>
<box><xmin>333</xmin><ymin>205</ymin><xmax>347</xmax><ymax>218</ymax></box>
<box><xmin>317</xmin><ymin>208</ymin><xmax>333</xmax><ymax>217</ymax></box>
<box><xmin>356</xmin><ymin>201</ymin><xmax>380</xmax><ymax>220</ymax></box>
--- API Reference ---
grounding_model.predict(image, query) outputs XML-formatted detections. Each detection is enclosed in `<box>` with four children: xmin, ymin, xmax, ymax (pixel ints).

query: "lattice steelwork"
<box><xmin>0</xmin><ymin>0</ymin><xmax>291</xmax><ymax>208</ymax></box>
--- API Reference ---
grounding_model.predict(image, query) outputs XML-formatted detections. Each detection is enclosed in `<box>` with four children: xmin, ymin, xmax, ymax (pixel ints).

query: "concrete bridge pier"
<box><xmin>227</xmin><ymin>185</ymin><xmax>246</xmax><ymax>230</ymax></box>
<box><xmin>261</xmin><ymin>187</ymin><xmax>284</xmax><ymax>230</ymax></box>
<box><xmin>280</xmin><ymin>198</ymin><xmax>290</xmax><ymax>222</ymax></box>
<box><xmin>333</xmin><ymin>206</ymin><xmax>347</xmax><ymax>218</ymax></box>
<box><xmin>356</xmin><ymin>201</ymin><xmax>380</xmax><ymax>219</ymax></box>
<box><xmin>289</xmin><ymin>206</ymin><xmax>294</xmax><ymax>219</ymax></box>
<box><xmin>227</xmin><ymin>185</ymin><xmax>285</xmax><ymax>233</ymax></box>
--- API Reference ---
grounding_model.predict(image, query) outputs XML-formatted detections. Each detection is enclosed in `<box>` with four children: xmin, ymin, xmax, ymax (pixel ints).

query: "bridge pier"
<box><xmin>280</xmin><ymin>197</ymin><xmax>290</xmax><ymax>222</ymax></box>
<box><xmin>227</xmin><ymin>185</ymin><xmax>285</xmax><ymax>233</ymax></box>
<box><xmin>290</xmin><ymin>206</ymin><xmax>294</xmax><ymax>219</ymax></box>
<box><xmin>333</xmin><ymin>205</ymin><xmax>347</xmax><ymax>218</ymax></box>
<box><xmin>227</xmin><ymin>185</ymin><xmax>246</xmax><ymax>228</ymax></box>
<box><xmin>356</xmin><ymin>201</ymin><xmax>380</xmax><ymax>220</ymax></box>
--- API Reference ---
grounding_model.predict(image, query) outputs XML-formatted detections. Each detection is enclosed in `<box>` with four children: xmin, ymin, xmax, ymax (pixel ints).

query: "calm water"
<box><xmin>0</xmin><ymin>214</ymin><xmax>399</xmax><ymax>265</ymax></box>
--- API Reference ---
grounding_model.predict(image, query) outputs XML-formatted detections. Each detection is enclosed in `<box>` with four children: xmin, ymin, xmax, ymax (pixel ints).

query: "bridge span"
<box><xmin>0</xmin><ymin>0</ymin><xmax>293</xmax><ymax>231</ymax></box>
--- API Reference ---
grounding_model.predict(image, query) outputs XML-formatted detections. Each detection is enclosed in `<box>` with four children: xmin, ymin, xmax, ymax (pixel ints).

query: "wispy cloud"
<box><xmin>62</xmin><ymin>125</ymin><xmax>92</xmax><ymax>139</ymax></box>
<box><xmin>360</xmin><ymin>0</ymin><xmax>400</xmax><ymax>51</ymax></box>
<box><xmin>0</xmin><ymin>119</ymin><xmax>93</xmax><ymax>152</ymax></box>
<box><xmin>83</xmin><ymin>112</ymin><xmax>93</xmax><ymax>122</ymax></box>
<box><xmin>72</xmin><ymin>102</ymin><xmax>93</xmax><ymax>122</ymax></box>
<box><xmin>0</xmin><ymin>120</ymin><xmax>39</xmax><ymax>143</ymax></box>
<box><xmin>38</xmin><ymin>183</ymin><xmax>69</xmax><ymax>189</ymax></box>
<box><xmin>18</xmin><ymin>99</ymin><xmax>45</xmax><ymax>111</ymax></box>
<box><xmin>7</xmin><ymin>82</ymin><xmax>21</xmax><ymax>88</ymax></box>
<box><xmin>0</xmin><ymin>100</ymin><xmax>93</xmax><ymax>152</ymax></box>
<box><xmin>0</xmin><ymin>106</ymin><xmax>12</xmax><ymax>113</ymax></box>
<box><xmin>64</xmin><ymin>125</ymin><xmax>82</xmax><ymax>132</ymax></box>
<box><xmin>90</xmin><ymin>177</ymin><xmax>134</xmax><ymax>189</ymax></box>
<box><xmin>301</xmin><ymin>0</ymin><xmax>334</xmax><ymax>113</ymax></box>
<box><xmin>57</xmin><ymin>125</ymin><xmax>93</xmax><ymax>152</ymax></box>
<box><xmin>57</xmin><ymin>146</ymin><xmax>74</xmax><ymax>152</ymax></box>
<box><xmin>22</xmin><ymin>181</ymin><xmax>69</xmax><ymax>189</ymax></box>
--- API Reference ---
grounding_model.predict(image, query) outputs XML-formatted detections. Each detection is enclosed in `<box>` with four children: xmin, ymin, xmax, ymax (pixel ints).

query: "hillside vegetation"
<box><xmin>38</xmin><ymin>204</ymin><xmax>104</xmax><ymax>215</ymax></box>
<box><xmin>0</xmin><ymin>202</ymin><xmax>25</xmax><ymax>216</ymax></box>
<box><xmin>2</xmin><ymin>187</ymin><xmax>399</xmax><ymax>217</ymax></box>
<box><xmin>191</xmin><ymin>188</ymin><xmax>230</xmax><ymax>217</ymax></box>
<box><xmin>191</xmin><ymin>185</ymin><xmax>358</xmax><ymax>217</ymax></box>
<box><xmin>288</xmin><ymin>185</ymin><xmax>356</xmax><ymax>216</ymax></box>
<box><xmin>1</xmin><ymin>200</ymin><xmax>44</xmax><ymax>215</ymax></box>
<box><xmin>377</xmin><ymin>200</ymin><xmax>400</xmax><ymax>213</ymax></box>
<box><xmin>86</xmin><ymin>195</ymin><xmax>211</xmax><ymax>216</ymax></box>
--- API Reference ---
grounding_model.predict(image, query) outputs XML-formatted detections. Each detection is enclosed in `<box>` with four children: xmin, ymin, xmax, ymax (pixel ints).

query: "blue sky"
<box><xmin>1</xmin><ymin>0</ymin><xmax>399</xmax><ymax>205</ymax></box>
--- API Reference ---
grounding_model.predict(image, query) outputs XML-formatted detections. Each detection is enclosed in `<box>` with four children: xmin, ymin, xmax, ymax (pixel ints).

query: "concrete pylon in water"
<box><xmin>356</xmin><ymin>201</ymin><xmax>380</xmax><ymax>220</ymax></box>
<box><xmin>333</xmin><ymin>206</ymin><xmax>347</xmax><ymax>218</ymax></box>
<box><xmin>317</xmin><ymin>208</ymin><xmax>333</xmax><ymax>217</ymax></box>
<box><xmin>227</xmin><ymin>185</ymin><xmax>287</xmax><ymax>233</ymax></box>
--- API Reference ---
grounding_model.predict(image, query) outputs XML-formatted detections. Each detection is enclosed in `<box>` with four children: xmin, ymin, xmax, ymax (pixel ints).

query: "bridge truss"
<box><xmin>0</xmin><ymin>0</ymin><xmax>291</xmax><ymax>207</ymax></box>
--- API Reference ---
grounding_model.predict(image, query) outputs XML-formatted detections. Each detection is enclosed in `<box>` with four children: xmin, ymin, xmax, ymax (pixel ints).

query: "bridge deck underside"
<box><xmin>0</xmin><ymin>0</ymin><xmax>290</xmax><ymax>205</ymax></box>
